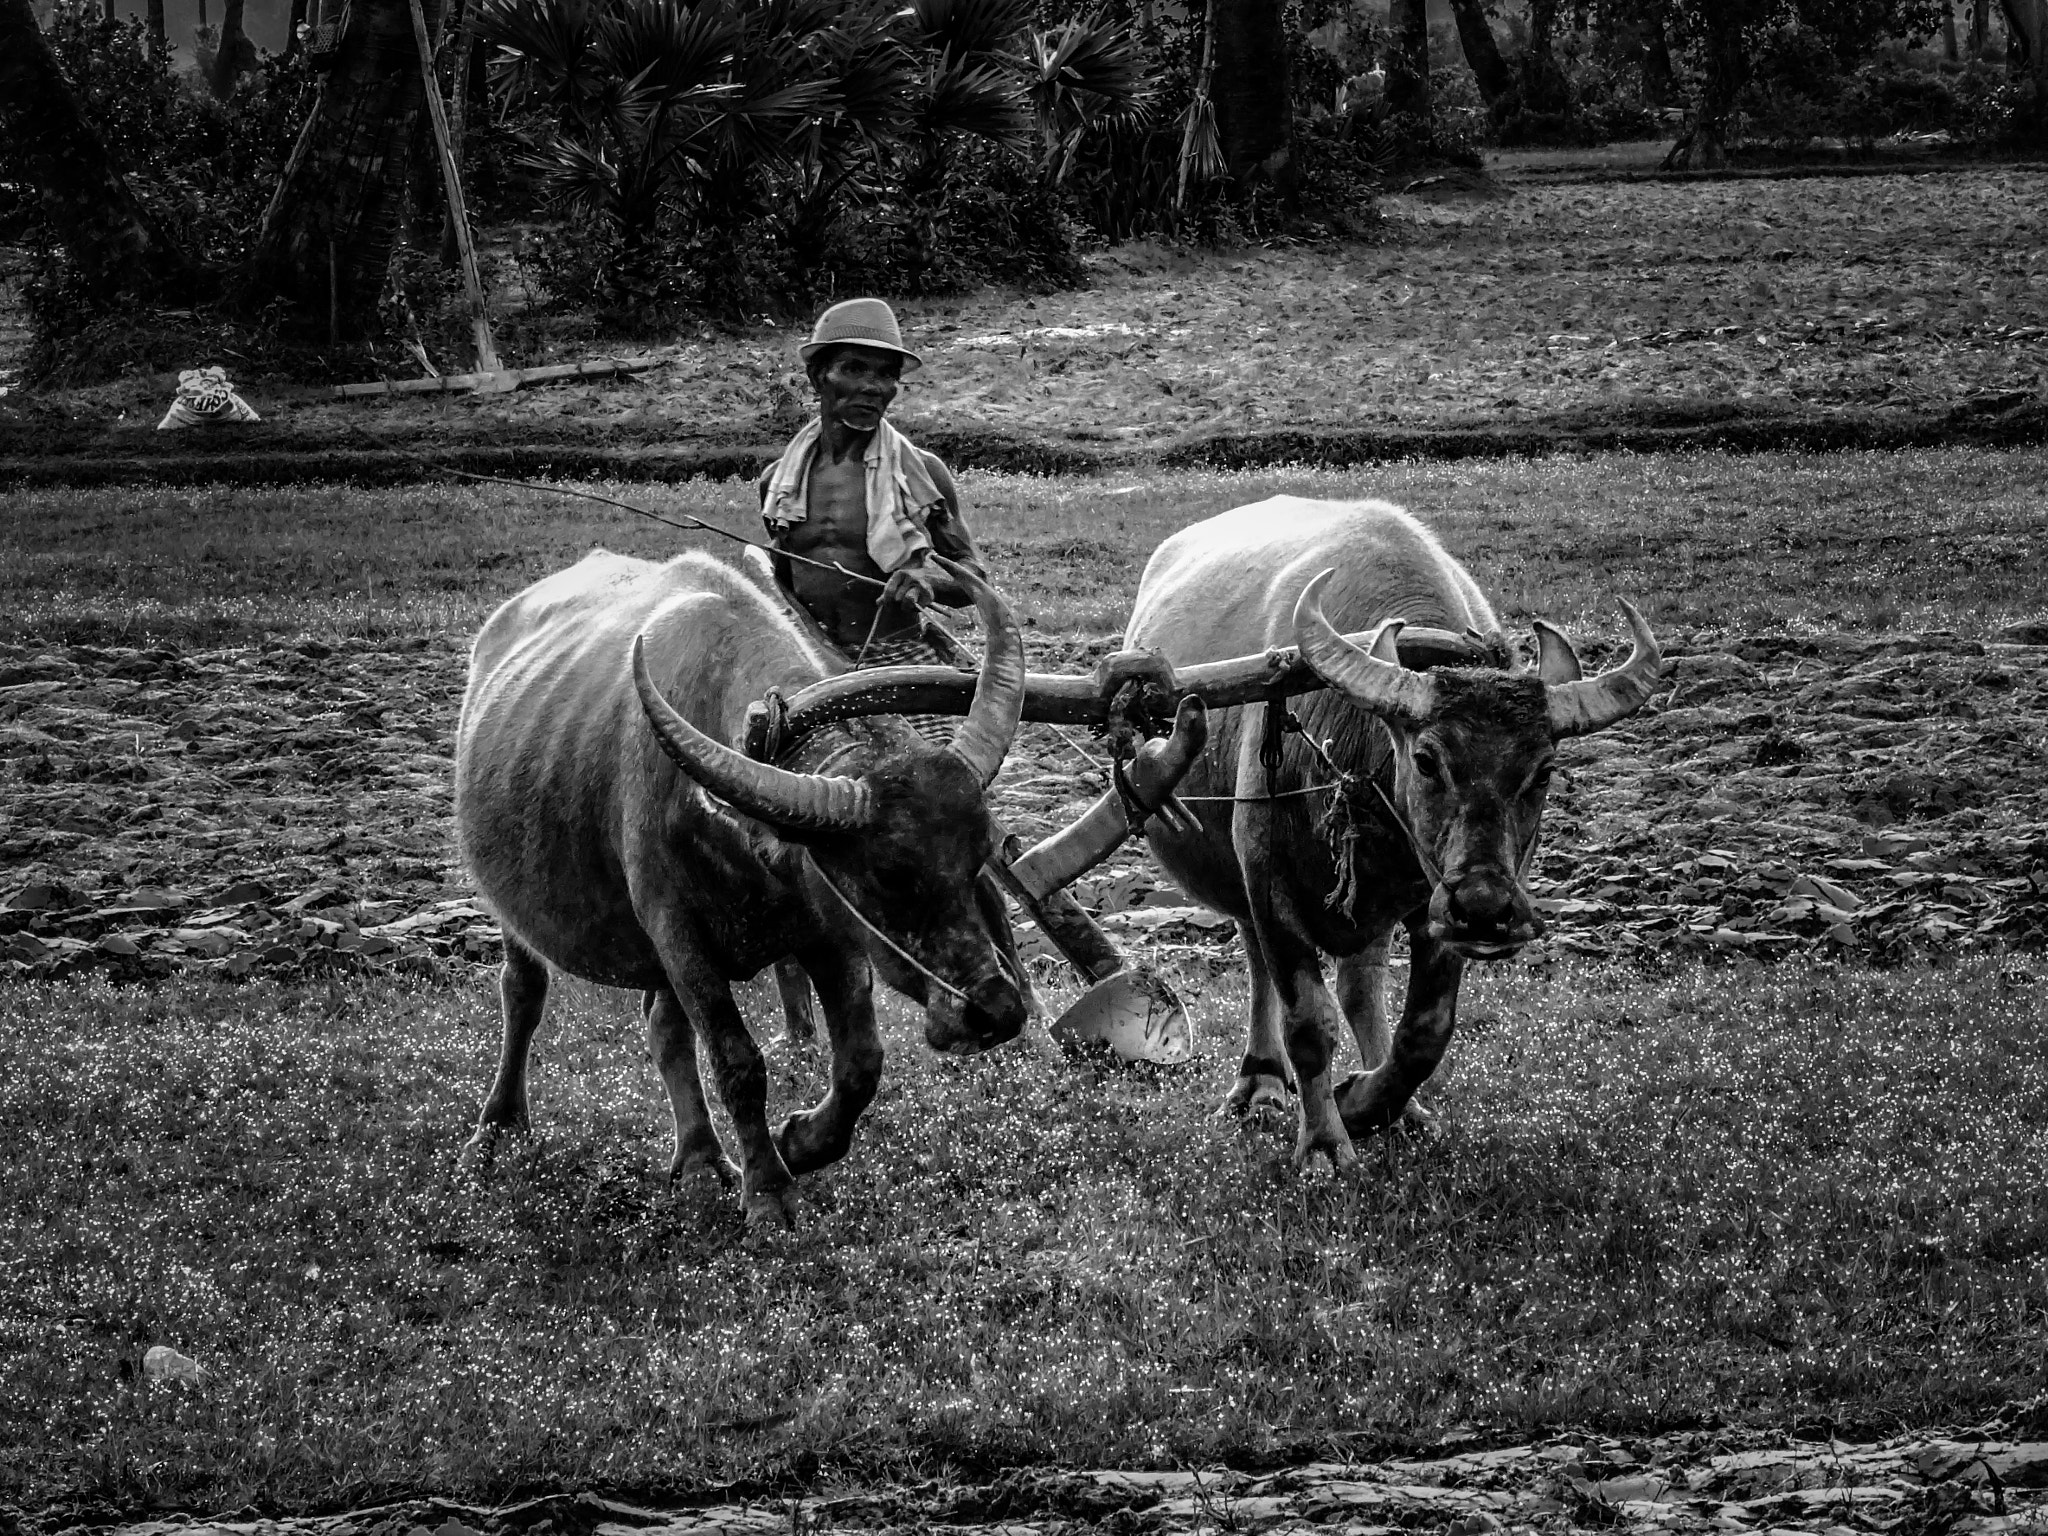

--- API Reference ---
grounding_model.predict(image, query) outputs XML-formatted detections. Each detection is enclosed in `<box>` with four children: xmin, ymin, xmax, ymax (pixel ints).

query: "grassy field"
<box><xmin>2</xmin><ymin>449</ymin><xmax>2046</xmax><ymax>1511</ymax></box>
<box><xmin>4</xmin><ymin>956</ymin><xmax>2044</xmax><ymax>1508</ymax></box>
<box><xmin>3</xmin><ymin>446</ymin><xmax>2045</xmax><ymax>647</ymax></box>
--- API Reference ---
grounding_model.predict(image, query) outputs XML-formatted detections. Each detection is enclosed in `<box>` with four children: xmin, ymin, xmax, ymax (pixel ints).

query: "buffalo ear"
<box><xmin>1532</xmin><ymin>619</ymin><xmax>1583</xmax><ymax>684</ymax></box>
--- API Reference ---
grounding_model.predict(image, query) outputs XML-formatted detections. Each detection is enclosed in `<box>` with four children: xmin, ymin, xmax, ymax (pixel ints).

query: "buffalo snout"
<box><xmin>924</xmin><ymin>973</ymin><xmax>1026</xmax><ymax>1054</ymax></box>
<box><xmin>1430</xmin><ymin>870</ymin><xmax>1546</xmax><ymax>958</ymax></box>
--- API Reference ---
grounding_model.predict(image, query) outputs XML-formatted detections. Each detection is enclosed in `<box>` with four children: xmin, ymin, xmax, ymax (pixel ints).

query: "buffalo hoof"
<box><xmin>1333</xmin><ymin>1073</ymin><xmax>1435</xmax><ymax>1140</ymax></box>
<box><xmin>459</xmin><ymin>1121</ymin><xmax>519</xmax><ymax>1175</ymax></box>
<box><xmin>774</xmin><ymin>1114</ymin><xmax>843</xmax><ymax>1179</ymax></box>
<box><xmin>670</xmin><ymin>1150</ymin><xmax>740</xmax><ymax>1208</ymax></box>
<box><xmin>1292</xmin><ymin>1127</ymin><xmax>1360</xmax><ymax>1173</ymax></box>
<box><xmin>742</xmin><ymin>1186</ymin><xmax>798</xmax><ymax>1233</ymax></box>
<box><xmin>1221</xmin><ymin>1071</ymin><xmax>1292</xmax><ymax>1119</ymax></box>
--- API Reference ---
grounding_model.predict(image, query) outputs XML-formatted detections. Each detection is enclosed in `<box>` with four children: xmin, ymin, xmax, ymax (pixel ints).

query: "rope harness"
<box><xmin>803</xmin><ymin>853</ymin><xmax>972</xmax><ymax>1004</ymax></box>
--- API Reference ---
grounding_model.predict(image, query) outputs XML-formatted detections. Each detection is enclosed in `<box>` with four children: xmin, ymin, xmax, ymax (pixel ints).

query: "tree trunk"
<box><xmin>1661</xmin><ymin>12</ymin><xmax>1747</xmax><ymax>169</ymax></box>
<box><xmin>405</xmin><ymin>0</ymin><xmax>449</xmax><ymax>246</ymax></box>
<box><xmin>1971</xmin><ymin>0</ymin><xmax>1989</xmax><ymax>54</ymax></box>
<box><xmin>1518</xmin><ymin>0</ymin><xmax>1572</xmax><ymax>115</ymax></box>
<box><xmin>1385</xmin><ymin>0</ymin><xmax>1432</xmax><ymax>121</ymax></box>
<box><xmin>0</xmin><ymin>0</ymin><xmax>198</xmax><ymax>300</ymax></box>
<box><xmin>1641</xmin><ymin>0</ymin><xmax>1677</xmax><ymax>106</ymax></box>
<box><xmin>2001</xmin><ymin>0</ymin><xmax>2040</xmax><ymax>71</ymax></box>
<box><xmin>208</xmin><ymin>0</ymin><xmax>251</xmax><ymax>97</ymax></box>
<box><xmin>1209</xmin><ymin>0</ymin><xmax>1292</xmax><ymax>187</ymax></box>
<box><xmin>1944</xmin><ymin>3</ymin><xmax>1958</xmax><ymax>57</ymax></box>
<box><xmin>146</xmin><ymin>0</ymin><xmax>167</xmax><ymax>59</ymax></box>
<box><xmin>440</xmin><ymin>31</ymin><xmax>476</xmax><ymax>266</ymax></box>
<box><xmin>250</xmin><ymin>0</ymin><xmax>441</xmax><ymax>337</ymax></box>
<box><xmin>1447</xmin><ymin>0</ymin><xmax>1512</xmax><ymax>106</ymax></box>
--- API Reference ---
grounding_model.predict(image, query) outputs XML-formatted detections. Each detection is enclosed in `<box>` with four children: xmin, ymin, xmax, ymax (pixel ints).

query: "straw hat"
<box><xmin>799</xmin><ymin>297</ymin><xmax>922</xmax><ymax>372</ymax></box>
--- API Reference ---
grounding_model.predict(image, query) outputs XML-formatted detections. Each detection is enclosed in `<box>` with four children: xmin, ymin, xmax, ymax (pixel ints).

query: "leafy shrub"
<box><xmin>472</xmin><ymin>0</ymin><xmax>1145</xmax><ymax>319</ymax></box>
<box><xmin>10</xmin><ymin>4</ymin><xmax>322</xmax><ymax>379</ymax></box>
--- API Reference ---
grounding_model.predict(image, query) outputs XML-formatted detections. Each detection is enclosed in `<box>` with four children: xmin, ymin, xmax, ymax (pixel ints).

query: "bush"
<box><xmin>1734</xmin><ymin>25</ymin><xmax>2032</xmax><ymax>151</ymax></box>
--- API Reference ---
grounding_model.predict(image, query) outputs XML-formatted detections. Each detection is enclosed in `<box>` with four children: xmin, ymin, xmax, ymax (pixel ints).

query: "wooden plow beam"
<box><xmin>747</xmin><ymin>626</ymin><xmax>1506</xmax><ymax>756</ymax></box>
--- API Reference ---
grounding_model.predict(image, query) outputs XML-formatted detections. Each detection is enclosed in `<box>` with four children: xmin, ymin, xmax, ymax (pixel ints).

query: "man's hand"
<box><xmin>880</xmin><ymin>553</ymin><xmax>937</xmax><ymax>610</ymax></box>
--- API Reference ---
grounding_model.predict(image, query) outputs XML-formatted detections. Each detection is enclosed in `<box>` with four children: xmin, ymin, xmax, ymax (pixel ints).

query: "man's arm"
<box><xmin>756</xmin><ymin>463</ymin><xmax>800</xmax><ymax>593</ymax></box>
<box><xmin>905</xmin><ymin>451</ymin><xmax>985</xmax><ymax>607</ymax></box>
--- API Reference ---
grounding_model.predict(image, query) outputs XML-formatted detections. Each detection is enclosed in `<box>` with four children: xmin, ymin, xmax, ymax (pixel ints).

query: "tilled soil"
<box><xmin>0</xmin><ymin>628</ymin><xmax>2045</xmax><ymax>981</ymax></box>
<box><xmin>12</xmin><ymin>1425</ymin><xmax>2048</xmax><ymax>1536</ymax></box>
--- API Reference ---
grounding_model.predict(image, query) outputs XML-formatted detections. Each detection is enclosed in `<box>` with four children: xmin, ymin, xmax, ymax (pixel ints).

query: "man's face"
<box><xmin>814</xmin><ymin>345</ymin><xmax>904</xmax><ymax>435</ymax></box>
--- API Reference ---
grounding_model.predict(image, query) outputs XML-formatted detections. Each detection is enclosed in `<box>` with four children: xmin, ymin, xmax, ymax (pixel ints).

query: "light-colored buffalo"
<box><xmin>454</xmin><ymin>549</ymin><xmax>1031</xmax><ymax>1229</ymax></box>
<box><xmin>1125</xmin><ymin>497</ymin><xmax>1663</xmax><ymax>1168</ymax></box>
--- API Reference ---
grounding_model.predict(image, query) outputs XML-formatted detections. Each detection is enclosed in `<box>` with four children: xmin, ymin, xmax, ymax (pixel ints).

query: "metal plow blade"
<box><xmin>1049</xmin><ymin>965</ymin><xmax>1194</xmax><ymax>1065</ymax></box>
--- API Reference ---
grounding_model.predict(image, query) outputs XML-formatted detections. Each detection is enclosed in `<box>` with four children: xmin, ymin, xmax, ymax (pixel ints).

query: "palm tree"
<box><xmin>1209</xmin><ymin>0</ymin><xmax>1291</xmax><ymax>190</ymax></box>
<box><xmin>250</xmin><ymin>0</ymin><xmax>444</xmax><ymax>337</ymax></box>
<box><xmin>1022</xmin><ymin>10</ymin><xmax>1155</xmax><ymax>188</ymax></box>
<box><xmin>476</xmin><ymin>0</ymin><xmax>835</xmax><ymax>301</ymax></box>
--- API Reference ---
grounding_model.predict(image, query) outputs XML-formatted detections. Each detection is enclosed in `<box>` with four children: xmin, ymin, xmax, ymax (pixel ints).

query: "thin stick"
<box><xmin>851</xmin><ymin>605</ymin><xmax>887</xmax><ymax>668</ymax></box>
<box><xmin>341</xmin><ymin>426</ymin><xmax>891</xmax><ymax>591</ymax></box>
<box><xmin>407</xmin><ymin>0</ymin><xmax>498</xmax><ymax>373</ymax></box>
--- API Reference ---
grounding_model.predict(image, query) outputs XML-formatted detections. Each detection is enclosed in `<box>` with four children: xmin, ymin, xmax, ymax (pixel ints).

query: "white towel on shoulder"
<box><xmin>760</xmin><ymin>418</ymin><xmax>944</xmax><ymax>573</ymax></box>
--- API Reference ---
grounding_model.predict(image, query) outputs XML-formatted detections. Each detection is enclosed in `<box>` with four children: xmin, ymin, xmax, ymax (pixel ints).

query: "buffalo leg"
<box><xmin>1337</xmin><ymin>922</ymin><xmax>1463</xmax><ymax>1138</ymax></box>
<box><xmin>774</xmin><ymin>945</ymin><xmax>884</xmax><ymax>1175</ymax></box>
<box><xmin>643</xmin><ymin>987</ymin><xmax>739</xmax><ymax>1195</ymax></box>
<box><xmin>646</xmin><ymin>924</ymin><xmax>797</xmax><ymax>1229</ymax></box>
<box><xmin>462</xmin><ymin>934</ymin><xmax>549</xmax><ymax>1166</ymax></box>
<box><xmin>772</xmin><ymin>959</ymin><xmax>817</xmax><ymax>1047</ymax></box>
<box><xmin>1254</xmin><ymin>919</ymin><xmax>1358</xmax><ymax>1172</ymax></box>
<box><xmin>1334</xmin><ymin>932</ymin><xmax>1393</xmax><ymax>1073</ymax></box>
<box><xmin>1223</xmin><ymin>919</ymin><xmax>1294</xmax><ymax>1116</ymax></box>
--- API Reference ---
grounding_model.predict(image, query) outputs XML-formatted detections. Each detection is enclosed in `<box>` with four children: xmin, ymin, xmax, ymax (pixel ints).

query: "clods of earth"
<box><xmin>10</xmin><ymin>1422</ymin><xmax>2048</xmax><ymax>1535</ymax></box>
<box><xmin>0</xmin><ymin>626</ymin><xmax>2045</xmax><ymax>984</ymax></box>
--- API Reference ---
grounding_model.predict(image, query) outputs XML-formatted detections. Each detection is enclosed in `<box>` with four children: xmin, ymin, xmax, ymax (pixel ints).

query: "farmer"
<box><xmin>756</xmin><ymin>297</ymin><xmax>986</xmax><ymax>670</ymax></box>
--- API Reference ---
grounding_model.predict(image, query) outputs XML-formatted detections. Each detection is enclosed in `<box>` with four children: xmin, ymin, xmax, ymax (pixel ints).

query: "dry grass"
<box><xmin>2</xmin><ymin>447</ymin><xmax>2044</xmax><ymax>649</ymax></box>
<box><xmin>17</xmin><ymin>168</ymin><xmax>2041</xmax><ymax>452</ymax></box>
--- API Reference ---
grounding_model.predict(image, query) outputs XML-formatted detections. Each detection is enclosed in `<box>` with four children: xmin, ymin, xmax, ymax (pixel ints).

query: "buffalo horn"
<box><xmin>938</xmin><ymin>556</ymin><xmax>1026</xmax><ymax>788</ymax></box>
<box><xmin>1291</xmin><ymin>569</ymin><xmax>1435</xmax><ymax>728</ymax></box>
<box><xmin>632</xmin><ymin>634</ymin><xmax>875</xmax><ymax>831</ymax></box>
<box><xmin>1532</xmin><ymin>619</ymin><xmax>1583</xmax><ymax>683</ymax></box>
<box><xmin>1544</xmin><ymin>599</ymin><xmax>1664</xmax><ymax>738</ymax></box>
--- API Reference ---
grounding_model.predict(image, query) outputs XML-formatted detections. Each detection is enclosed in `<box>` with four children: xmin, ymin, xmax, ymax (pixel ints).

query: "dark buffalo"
<box><xmin>1125</xmin><ymin>497</ymin><xmax>1664</xmax><ymax>1168</ymax></box>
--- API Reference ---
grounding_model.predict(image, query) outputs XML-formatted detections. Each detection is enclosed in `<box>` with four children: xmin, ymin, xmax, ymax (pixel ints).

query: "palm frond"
<box><xmin>472</xmin><ymin>0</ymin><xmax>608</xmax><ymax>122</ymax></box>
<box><xmin>906</xmin><ymin>0</ymin><xmax>1033</xmax><ymax>64</ymax></box>
<box><xmin>596</xmin><ymin>0</ymin><xmax>740</xmax><ymax>103</ymax></box>
<box><xmin>916</xmin><ymin>56</ymin><xmax>1032</xmax><ymax>154</ymax></box>
<box><xmin>1174</xmin><ymin>89</ymin><xmax>1222</xmax><ymax>207</ymax></box>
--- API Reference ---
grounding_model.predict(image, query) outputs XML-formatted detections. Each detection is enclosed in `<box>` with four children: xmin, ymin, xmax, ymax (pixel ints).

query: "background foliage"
<box><xmin>4</xmin><ymin>0</ymin><xmax>2042</xmax><ymax>362</ymax></box>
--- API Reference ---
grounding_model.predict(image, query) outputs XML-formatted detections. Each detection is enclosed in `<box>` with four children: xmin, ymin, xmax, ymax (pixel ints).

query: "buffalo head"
<box><xmin>630</xmin><ymin>557</ymin><xmax>1028</xmax><ymax>1052</ymax></box>
<box><xmin>1294</xmin><ymin>569</ymin><xmax>1663</xmax><ymax>961</ymax></box>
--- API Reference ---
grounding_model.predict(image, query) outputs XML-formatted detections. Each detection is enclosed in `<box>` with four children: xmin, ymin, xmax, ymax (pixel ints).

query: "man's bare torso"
<box><xmin>763</xmin><ymin>442</ymin><xmax>982</xmax><ymax>654</ymax></box>
<box><xmin>777</xmin><ymin>449</ymin><xmax>918</xmax><ymax>648</ymax></box>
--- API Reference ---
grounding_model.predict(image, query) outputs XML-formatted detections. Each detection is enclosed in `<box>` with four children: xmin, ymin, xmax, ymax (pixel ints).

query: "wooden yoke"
<box><xmin>771</xmin><ymin>626</ymin><xmax>1507</xmax><ymax>742</ymax></box>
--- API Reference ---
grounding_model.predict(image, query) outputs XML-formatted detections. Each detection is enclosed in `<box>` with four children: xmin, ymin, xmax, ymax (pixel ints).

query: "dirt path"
<box><xmin>0</xmin><ymin>624</ymin><xmax>2043</xmax><ymax>980</ymax></box>
<box><xmin>17</xmin><ymin>1424</ymin><xmax>2048</xmax><ymax>1535</ymax></box>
